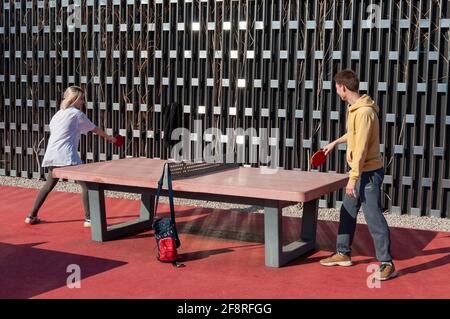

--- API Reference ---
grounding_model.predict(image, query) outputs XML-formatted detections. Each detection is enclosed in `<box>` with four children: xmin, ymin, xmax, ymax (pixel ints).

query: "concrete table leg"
<box><xmin>139</xmin><ymin>192</ymin><xmax>154</xmax><ymax>225</ymax></box>
<box><xmin>264</xmin><ymin>199</ymin><xmax>318</xmax><ymax>267</ymax></box>
<box><xmin>264</xmin><ymin>204</ymin><xmax>283</xmax><ymax>267</ymax></box>
<box><xmin>87</xmin><ymin>183</ymin><xmax>155</xmax><ymax>242</ymax></box>
<box><xmin>87</xmin><ymin>183</ymin><xmax>108</xmax><ymax>242</ymax></box>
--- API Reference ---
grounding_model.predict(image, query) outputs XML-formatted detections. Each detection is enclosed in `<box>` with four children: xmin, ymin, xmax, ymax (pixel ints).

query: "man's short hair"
<box><xmin>334</xmin><ymin>69</ymin><xmax>360</xmax><ymax>92</ymax></box>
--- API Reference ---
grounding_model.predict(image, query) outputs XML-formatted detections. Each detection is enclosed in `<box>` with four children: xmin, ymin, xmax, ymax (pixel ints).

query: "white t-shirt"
<box><xmin>42</xmin><ymin>107</ymin><xmax>96</xmax><ymax>167</ymax></box>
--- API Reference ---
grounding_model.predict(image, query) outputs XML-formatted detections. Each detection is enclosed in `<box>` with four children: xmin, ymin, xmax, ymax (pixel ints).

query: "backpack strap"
<box><xmin>166</xmin><ymin>163</ymin><xmax>176</xmax><ymax>226</ymax></box>
<box><xmin>154</xmin><ymin>162</ymin><xmax>175</xmax><ymax>223</ymax></box>
<box><xmin>154</xmin><ymin>162</ymin><xmax>180</xmax><ymax>247</ymax></box>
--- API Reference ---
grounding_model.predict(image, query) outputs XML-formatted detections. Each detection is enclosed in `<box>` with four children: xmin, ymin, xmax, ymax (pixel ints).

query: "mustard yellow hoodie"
<box><xmin>345</xmin><ymin>94</ymin><xmax>383</xmax><ymax>182</ymax></box>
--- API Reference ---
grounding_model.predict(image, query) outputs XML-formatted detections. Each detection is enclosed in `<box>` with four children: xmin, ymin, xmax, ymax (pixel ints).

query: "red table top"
<box><xmin>52</xmin><ymin>158</ymin><xmax>348</xmax><ymax>202</ymax></box>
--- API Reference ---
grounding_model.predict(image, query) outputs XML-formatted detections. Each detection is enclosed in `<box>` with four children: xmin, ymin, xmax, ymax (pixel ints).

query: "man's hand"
<box><xmin>323</xmin><ymin>141</ymin><xmax>336</xmax><ymax>156</ymax></box>
<box><xmin>346</xmin><ymin>179</ymin><xmax>357</xmax><ymax>198</ymax></box>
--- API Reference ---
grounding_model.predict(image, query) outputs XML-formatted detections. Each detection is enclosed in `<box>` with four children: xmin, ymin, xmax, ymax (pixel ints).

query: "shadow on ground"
<box><xmin>0</xmin><ymin>242</ymin><xmax>127</xmax><ymax>299</ymax></box>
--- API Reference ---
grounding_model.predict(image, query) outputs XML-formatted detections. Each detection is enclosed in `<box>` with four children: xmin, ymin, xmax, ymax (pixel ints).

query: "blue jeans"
<box><xmin>336</xmin><ymin>167</ymin><xmax>393</xmax><ymax>262</ymax></box>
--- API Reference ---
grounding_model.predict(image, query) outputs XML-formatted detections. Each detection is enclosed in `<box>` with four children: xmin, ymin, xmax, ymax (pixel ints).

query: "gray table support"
<box><xmin>87</xmin><ymin>183</ymin><xmax>154</xmax><ymax>242</ymax></box>
<box><xmin>86</xmin><ymin>181</ymin><xmax>319</xmax><ymax>267</ymax></box>
<box><xmin>264</xmin><ymin>199</ymin><xmax>318</xmax><ymax>267</ymax></box>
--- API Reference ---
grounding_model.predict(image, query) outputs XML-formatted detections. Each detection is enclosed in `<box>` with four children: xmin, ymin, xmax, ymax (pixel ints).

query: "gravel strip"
<box><xmin>2</xmin><ymin>176</ymin><xmax>449</xmax><ymax>232</ymax></box>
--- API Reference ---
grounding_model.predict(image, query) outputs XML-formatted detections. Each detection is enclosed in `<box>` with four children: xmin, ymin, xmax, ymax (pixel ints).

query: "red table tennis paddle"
<box><xmin>114</xmin><ymin>134</ymin><xmax>124</xmax><ymax>147</ymax></box>
<box><xmin>311</xmin><ymin>150</ymin><xmax>327</xmax><ymax>168</ymax></box>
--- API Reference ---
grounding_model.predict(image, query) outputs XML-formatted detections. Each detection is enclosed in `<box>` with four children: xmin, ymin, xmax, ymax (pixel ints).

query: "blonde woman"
<box><xmin>25</xmin><ymin>86</ymin><xmax>116</xmax><ymax>227</ymax></box>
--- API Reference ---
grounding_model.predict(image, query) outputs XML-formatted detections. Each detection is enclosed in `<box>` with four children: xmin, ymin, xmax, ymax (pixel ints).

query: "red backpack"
<box><xmin>157</xmin><ymin>237</ymin><xmax>178</xmax><ymax>262</ymax></box>
<box><xmin>153</xmin><ymin>163</ymin><xmax>185</xmax><ymax>267</ymax></box>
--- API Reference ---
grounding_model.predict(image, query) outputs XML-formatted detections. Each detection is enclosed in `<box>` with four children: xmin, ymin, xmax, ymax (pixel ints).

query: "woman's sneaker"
<box><xmin>25</xmin><ymin>215</ymin><xmax>41</xmax><ymax>225</ymax></box>
<box><xmin>320</xmin><ymin>252</ymin><xmax>353</xmax><ymax>266</ymax></box>
<box><xmin>83</xmin><ymin>219</ymin><xmax>91</xmax><ymax>228</ymax></box>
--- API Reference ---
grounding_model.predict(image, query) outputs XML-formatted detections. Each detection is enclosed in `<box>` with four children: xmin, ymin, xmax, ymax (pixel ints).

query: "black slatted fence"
<box><xmin>0</xmin><ymin>0</ymin><xmax>449</xmax><ymax>217</ymax></box>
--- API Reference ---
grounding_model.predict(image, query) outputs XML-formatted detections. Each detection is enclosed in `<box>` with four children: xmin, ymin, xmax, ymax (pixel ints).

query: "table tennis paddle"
<box><xmin>310</xmin><ymin>149</ymin><xmax>327</xmax><ymax>168</ymax></box>
<box><xmin>114</xmin><ymin>134</ymin><xmax>124</xmax><ymax>147</ymax></box>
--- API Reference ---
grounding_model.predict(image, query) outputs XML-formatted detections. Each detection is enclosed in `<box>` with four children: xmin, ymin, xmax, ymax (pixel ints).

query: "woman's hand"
<box><xmin>105</xmin><ymin>135</ymin><xmax>116</xmax><ymax>143</ymax></box>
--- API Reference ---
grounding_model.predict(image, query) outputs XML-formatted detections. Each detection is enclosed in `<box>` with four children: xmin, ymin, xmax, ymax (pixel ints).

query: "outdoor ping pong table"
<box><xmin>53</xmin><ymin>158</ymin><xmax>348</xmax><ymax>267</ymax></box>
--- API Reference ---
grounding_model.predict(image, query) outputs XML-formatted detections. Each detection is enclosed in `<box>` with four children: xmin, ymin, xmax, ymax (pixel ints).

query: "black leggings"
<box><xmin>29</xmin><ymin>167</ymin><xmax>90</xmax><ymax>220</ymax></box>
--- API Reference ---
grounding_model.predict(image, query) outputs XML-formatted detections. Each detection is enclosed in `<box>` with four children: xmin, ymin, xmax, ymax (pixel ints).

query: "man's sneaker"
<box><xmin>375</xmin><ymin>262</ymin><xmax>397</xmax><ymax>281</ymax></box>
<box><xmin>320</xmin><ymin>252</ymin><xmax>353</xmax><ymax>267</ymax></box>
<box><xmin>83</xmin><ymin>219</ymin><xmax>91</xmax><ymax>228</ymax></box>
<box><xmin>25</xmin><ymin>215</ymin><xmax>41</xmax><ymax>225</ymax></box>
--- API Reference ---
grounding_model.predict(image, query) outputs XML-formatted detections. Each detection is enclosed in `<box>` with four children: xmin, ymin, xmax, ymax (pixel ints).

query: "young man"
<box><xmin>320</xmin><ymin>69</ymin><xmax>396</xmax><ymax>281</ymax></box>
